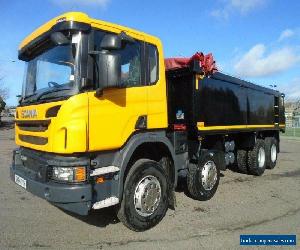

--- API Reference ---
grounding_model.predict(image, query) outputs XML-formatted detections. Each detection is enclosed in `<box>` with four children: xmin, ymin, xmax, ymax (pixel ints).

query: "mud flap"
<box><xmin>168</xmin><ymin>188</ymin><xmax>177</xmax><ymax>210</ymax></box>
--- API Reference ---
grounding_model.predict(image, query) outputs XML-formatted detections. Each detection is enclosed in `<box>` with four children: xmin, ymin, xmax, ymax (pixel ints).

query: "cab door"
<box><xmin>144</xmin><ymin>42</ymin><xmax>168</xmax><ymax>130</ymax></box>
<box><xmin>88</xmin><ymin>34</ymin><xmax>147</xmax><ymax>151</ymax></box>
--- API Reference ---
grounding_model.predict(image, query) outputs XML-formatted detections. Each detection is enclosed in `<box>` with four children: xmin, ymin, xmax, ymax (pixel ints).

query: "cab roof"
<box><xmin>19</xmin><ymin>12</ymin><xmax>161</xmax><ymax>50</ymax></box>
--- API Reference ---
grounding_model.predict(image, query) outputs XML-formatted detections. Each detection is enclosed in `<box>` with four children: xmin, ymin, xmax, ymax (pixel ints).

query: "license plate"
<box><xmin>15</xmin><ymin>174</ymin><xmax>27</xmax><ymax>189</ymax></box>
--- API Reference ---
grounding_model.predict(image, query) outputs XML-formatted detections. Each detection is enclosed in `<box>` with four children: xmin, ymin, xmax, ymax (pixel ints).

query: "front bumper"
<box><xmin>10</xmin><ymin>148</ymin><xmax>92</xmax><ymax>215</ymax></box>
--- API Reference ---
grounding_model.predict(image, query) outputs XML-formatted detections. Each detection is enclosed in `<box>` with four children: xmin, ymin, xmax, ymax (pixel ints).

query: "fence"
<box><xmin>282</xmin><ymin>127</ymin><xmax>300</xmax><ymax>137</ymax></box>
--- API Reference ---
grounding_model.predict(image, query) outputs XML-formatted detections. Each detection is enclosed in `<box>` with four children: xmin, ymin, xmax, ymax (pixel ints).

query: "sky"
<box><xmin>1</xmin><ymin>0</ymin><xmax>300</xmax><ymax>106</ymax></box>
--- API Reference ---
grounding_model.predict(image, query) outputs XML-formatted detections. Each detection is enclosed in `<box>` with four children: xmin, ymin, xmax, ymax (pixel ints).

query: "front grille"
<box><xmin>23</xmin><ymin>159</ymin><xmax>49</xmax><ymax>182</ymax></box>
<box><xmin>15</xmin><ymin>147</ymin><xmax>91</xmax><ymax>183</ymax></box>
<box><xmin>19</xmin><ymin>135</ymin><xmax>48</xmax><ymax>145</ymax></box>
<box><xmin>17</xmin><ymin>125</ymin><xmax>48</xmax><ymax>132</ymax></box>
<box><xmin>16</xmin><ymin>120</ymin><xmax>50</xmax><ymax>132</ymax></box>
<box><xmin>15</xmin><ymin>150</ymin><xmax>49</xmax><ymax>182</ymax></box>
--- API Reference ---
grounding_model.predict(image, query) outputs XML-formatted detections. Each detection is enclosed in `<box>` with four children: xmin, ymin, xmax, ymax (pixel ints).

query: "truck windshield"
<box><xmin>21</xmin><ymin>32</ymin><xmax>81</xmax><ymax>104</ymax></box>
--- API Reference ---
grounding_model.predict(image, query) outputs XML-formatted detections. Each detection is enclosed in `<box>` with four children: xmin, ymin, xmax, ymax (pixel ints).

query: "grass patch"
<box><xmin>282</xmin><ymin>127</ymin><xmax>300</xmax><ymax>137</ymax></box>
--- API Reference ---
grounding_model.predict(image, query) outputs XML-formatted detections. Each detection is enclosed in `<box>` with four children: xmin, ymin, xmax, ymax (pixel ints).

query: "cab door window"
<box><xmin>147</xmin><ymin>44</ymin><xmax>159</xmax><ymax>84</ymax></box>
<box><xmin>120</xmin><ymin>42</ymin><xmax>142</xmax><ymax>87</ymax></box>
<box><xmin>94</xmin><ymin>30</ymin><xmax>143</xmax><ymax>88</ymax></box>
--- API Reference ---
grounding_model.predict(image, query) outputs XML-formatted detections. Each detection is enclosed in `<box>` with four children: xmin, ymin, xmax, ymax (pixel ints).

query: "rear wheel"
<box><xmin>265</xmin><ymin>137</ymin><xmax>278</xmax><ymax>169</ymax></box>
<box><xmin>236</xmin><ymin>149</ymin><xmax>248</xmax><ymax>174</ymax></box>
<box><xmin>248</xmin><ymin>139</ymin><xmax>266</xmax><ymax>176</ymax></box>
<box><xmin>187</xmin><ymin>151</ymin><xmax>220</xmax><ymax>201</ymax></box>
<box><xmin>117</xmin><ymin>159</ymin><xmax>169</xmax><ymax>231</ymax></box>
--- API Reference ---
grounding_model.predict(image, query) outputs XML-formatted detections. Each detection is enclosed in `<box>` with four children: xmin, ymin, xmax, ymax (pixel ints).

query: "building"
<box><xmin>1</xmin><ymin>106</ymin><xmax>16</xmax><ymax>118</ymax></box>
<box><xmin>285</xmin><ymin>107</ymin><xmax>294</xmax><ymax>128</ymax></box>
<box><xmin>285</xmin><ymin>101</ymin><xmax>300</xmax><ymax>128</ymax></box>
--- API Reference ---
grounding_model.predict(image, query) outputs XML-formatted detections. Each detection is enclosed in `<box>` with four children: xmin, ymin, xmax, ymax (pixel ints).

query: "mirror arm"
<box><xmin>88</xmin><ymin>50</ymin><xmax>102</xmax><ymax>56</ymax></box>
<box><xmin>119</xmin><ymin>31</ymin><xmax>135</xmax><ymax>44</ymax></box>
<box><xmin>89</xmin><ymin>51</ymin><xmax>104</xmax><ymax>97</ymax></box>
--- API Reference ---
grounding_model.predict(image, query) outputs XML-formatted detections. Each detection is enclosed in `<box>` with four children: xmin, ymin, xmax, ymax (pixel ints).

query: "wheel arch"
<box><xmin>114</xmin><ymin>131</ymin><xmax>177</xmax><ymax>200</ymax></box>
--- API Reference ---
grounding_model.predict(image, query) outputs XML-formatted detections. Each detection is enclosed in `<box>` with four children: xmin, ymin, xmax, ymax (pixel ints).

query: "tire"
<box><xmin>159</xmin><ymin>156</ymin><xmax>172</xmax><ymax>181</ymax></box>
<box><xmin>265</xmin><ymin>137</ymin><xmax>278</xmax><ymax>169</ymax></box>
<box><xmin>236</xmin><ymin>149</ymin><xmax>248</xmax><ymax>174</ymax></box>
<box><xmin>248</xmin><ymin>139</ymin><xmax>266</xmax><ymax>176</ymax></box>
<box><xmin>117</xmin><ymin>159</ymin><xmax>169</xmax><ymax>231</ymax></box>
<box><xmin>187</xmin><ymin>151</ymin><xmax>220</xmax><ymax>201</ymax></box>
<box><xmin>159</xmin><ymin>157</ymin><xmax>176</xmax><ymax>210</ymax></box>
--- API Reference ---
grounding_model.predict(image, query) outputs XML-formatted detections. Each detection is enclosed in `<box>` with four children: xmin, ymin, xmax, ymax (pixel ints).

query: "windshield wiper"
<box><xmin>35</xmin><ymin>87</ymin><xmax>72</xmax><ymax>101</ymax></box>
<box><xmin>21</xmin><ymin>87</ymin><xmax>72</xmax><ymax>104</ymax></box>
<box><xmin>23</xmin><ymin>93</ymin><xmax>37</xmax><ymax>100</ymax></box>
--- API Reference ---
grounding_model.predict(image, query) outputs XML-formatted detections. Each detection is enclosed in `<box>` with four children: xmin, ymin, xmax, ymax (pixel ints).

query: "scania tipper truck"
<box><xmin>11</xmin><ymin>12</ymin><xmax>285</xmax><ymax>231</ymax></box>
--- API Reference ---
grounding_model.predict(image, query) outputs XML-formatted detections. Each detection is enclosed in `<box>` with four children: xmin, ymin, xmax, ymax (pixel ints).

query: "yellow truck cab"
<box><xmin>11</xmin><ymin>12</ymin><xmax>285</xmax><ymax>231</ymax></box>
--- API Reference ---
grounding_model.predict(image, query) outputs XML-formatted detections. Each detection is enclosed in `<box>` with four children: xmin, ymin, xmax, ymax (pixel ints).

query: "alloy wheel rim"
<box><xmin>258</xmin><ymin>147</ymin><xmax>266</xmax><ymax>168</ymax></box>
<box><xmin>134</xmin><ymin>175</ymin><xmax>161</xmax><ymax>217</ymax></box>
<box><xmin>201</xmin><ymin>161</ymin><xmax>218</xmax><ymax>191</ymax></box>
<box><xmin>271</xmin><ymin>144</ymin><xmax>277</xmax><ymax>163</ymax></box>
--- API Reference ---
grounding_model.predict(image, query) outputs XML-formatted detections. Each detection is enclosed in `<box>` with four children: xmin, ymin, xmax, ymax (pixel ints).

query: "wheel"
<box><xmin>159</xmin><ymin>157</ymin><xmax>176</xmax><ymax>209</ymax></box>
<box><xmin>187</xmin><ymin>151</ymin><xmax>220</xmax><ymax>201</ymax></box>
<box><xmin>248</xmin><ymin>139</ymin><xmax>266</xmax><ymax>176</ymax></box>
<box><xmin>265</xmin><ymin>137</ymin><xmax>277</xmax><ymax>169</ymax></box>
<box><xmin>159</xmin><ymin>156</ymin><xmax>172</xmax><ymax>181</ymax></box>
<box><xmin>117</xmin><ymin>159</ymin><xmax>169</xmax><ymax>231</ymax></box>
<box><xmin>236</xmin><ymin>149</ymin><xmax>248</xmax><ymax>174</ymax></box>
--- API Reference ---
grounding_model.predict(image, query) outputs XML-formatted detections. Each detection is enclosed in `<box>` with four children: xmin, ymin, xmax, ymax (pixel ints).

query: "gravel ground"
<box><xmin>0</xmin><ymin>119</ymin><xmax>299</xmax><ymax>249</ymax></box>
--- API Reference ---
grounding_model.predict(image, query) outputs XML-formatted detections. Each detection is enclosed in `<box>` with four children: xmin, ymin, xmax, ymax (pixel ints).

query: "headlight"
<box><xmin>52</xmin><ymin>166</ymin><xmax>86</xmax><ymax>183</ymax></box>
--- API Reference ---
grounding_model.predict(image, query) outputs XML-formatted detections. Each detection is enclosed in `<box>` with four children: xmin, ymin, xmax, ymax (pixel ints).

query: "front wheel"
<box><xmin>187</xmin><ymin>151</ymin><xmax>220</xmax><ymax>201</ymax></box>
<box><xmin>117</xmin><ymin>159</ymin><xmax>169</xmax><ymax>231</ymax></box>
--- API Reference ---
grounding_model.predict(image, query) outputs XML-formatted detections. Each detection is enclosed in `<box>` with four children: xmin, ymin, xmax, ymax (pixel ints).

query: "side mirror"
<box><xmin>91</xmin><ymin>31</ymin><xmax>134</xmax><ymax>96</ymax></box>
<box><xmin>100</xmin><ymin>34</ymin><xmax>122</xmax><ymax>50</ymax></box>
<box><xmin>95</xmin><ymin>51</ymin><xmax>121</xmax><ymax>97</ymax></box>
<box><xmin>50</xmin><ymin>32</ymin><xmax>70</xmax><ymax>45</ymax></box>
<box><xmin>100</xmin><ymin>32</ymin><xmax>134</xmax><ymax>50</ymax></box>
<box><xmin>16</xmin><ymin>94</ymin><xmax>22</xmax><ymax>103</ymax></box>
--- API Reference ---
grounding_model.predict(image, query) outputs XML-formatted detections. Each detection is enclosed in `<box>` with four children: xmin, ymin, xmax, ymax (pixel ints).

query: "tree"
<box><xmin>0</xmin><ymin>75</ymin><xmax>9</xmax><ymax>100</ymax></box>
<box><xmin>0</xmin><ymin>75</ymin><xmax>8</xmax><ymax>113</ymax></box>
